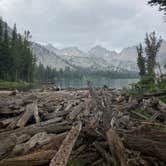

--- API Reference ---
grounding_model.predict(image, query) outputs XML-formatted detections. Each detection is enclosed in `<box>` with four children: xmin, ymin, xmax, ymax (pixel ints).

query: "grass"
<box><xmin>127</xmin><ymin>78</ymin><xmax>166</xmax><ymax>95</ymax></box>
<box><xmin>0</xmin><ymin>80</ymin><xmax>34</xmax><ymax>91</ymax></box>
<box><xmin>159</xmin><ymin>96</ymin><xmax>166</xmax><ymax>104</ymax></box>
<box><xmin>67</xmin><ymin>160</ymin><xmax>85</xmax><ymax>166</ymax></box>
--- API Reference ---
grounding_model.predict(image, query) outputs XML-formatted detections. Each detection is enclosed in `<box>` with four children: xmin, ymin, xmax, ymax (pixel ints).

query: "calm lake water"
<box><xmin>54</xmin><ymin>78</ymin><xmax>138</xmax><ymax>89</ymax></box>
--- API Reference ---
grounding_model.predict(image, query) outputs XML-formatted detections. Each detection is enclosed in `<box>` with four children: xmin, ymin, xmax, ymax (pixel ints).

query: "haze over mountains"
<box><xmin>32</xmin><ymin>41</ymin><xmax>166</xmax><ymax>72</ymax></box>
<box><xmin>2</xmin><ymin>19</ymin><xmax>166</xmax><ymax>73</ymax></box>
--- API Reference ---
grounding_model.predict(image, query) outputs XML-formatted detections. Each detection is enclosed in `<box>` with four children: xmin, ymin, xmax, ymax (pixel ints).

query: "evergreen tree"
<box><xmin>0</xmin><ymin>19</ymin><xmax>36</xmax><ymax>82</ymax></box>
<box><xmin>20</xmin><ymin>31</ymin><xmax>35</xmax><ymax>82</ymax></box>
<box><xmin>0</xmin><ymin>18</ymin><xmax>3</xmax><ymax>42</ymax></box>
<box><xmin>11</xmin><ymin>23</ymin><xmax>19</xmax><ymax>81</ymax></box>
<box><xmin>148</xmin><ymin>0</ymin><xmax>166</xmax><ymax>17</ymax></box>
<box><xmin>0</xmin><ymin>18</ymin><xmax>3</xmax><ymax>79</ymax></box>
<box><xmin>145</xmin><ymin>32</ymin><xmax>162</xmax><ymax>82</ymax></box>
<box><xmin>136</xmin><ymin>44</ymin><xmax>146</xmax><ymax>81</ymax></box>
<box><xmin>1</xmin><ymin>22</ymin><xmax>12</xmax><ymax>80</ymax></box>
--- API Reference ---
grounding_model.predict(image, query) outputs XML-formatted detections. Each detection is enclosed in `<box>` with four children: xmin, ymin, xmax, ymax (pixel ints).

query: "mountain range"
<box><xmin>32</xmin><ymin>41</ymin><xmax>166</xmax><ymax>72</ymax></box>
<box><xmin>2</xmin><ymin>19</ymin><xmax>166</xmax><ymax>73</ymax></box>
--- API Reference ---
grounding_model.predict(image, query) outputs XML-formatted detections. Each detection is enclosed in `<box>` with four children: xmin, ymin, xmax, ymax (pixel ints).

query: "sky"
<box><xmin>0</xmin><ymin>0</ymin><xmax>165</xmax><ymax>52</ymax></box>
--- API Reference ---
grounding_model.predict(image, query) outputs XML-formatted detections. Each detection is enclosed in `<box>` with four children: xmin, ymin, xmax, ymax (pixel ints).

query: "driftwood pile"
<box><xmin>0</xmin><ymin>84</ymin><xmax>166</xmax><ymax>166</ymax></box>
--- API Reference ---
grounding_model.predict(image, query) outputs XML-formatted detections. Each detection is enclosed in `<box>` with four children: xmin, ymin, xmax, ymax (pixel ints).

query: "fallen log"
<box><xmin>87</xmin><ymin>81</ymin><xmax>98</xmax><ymax>98</ymax></box>
<box><xmin>44</xmin><ymin>110</ymin><xmax>70</xmax><ymax>120</ymax></box>
<box><xmin>50</xmin><ymin>121</ymin><xmax>82</xmax><ymax>166</ymax></box>
<box><xmin>93</xmin><ymin>142</ymin><xmax>111</xmax><ymax>165</ymax></box>
<box><xmin>144</xmin><ymin>91</ymin><xmax>166</xmax><ymax>98</ymax></box>
<box><xmin>10</xmin><ymin>132</ymin><xmax>67</xmax><ymax>157</ymax></box>
<box><xmin>33</xmin><ymin>102</ymin><xmax>40</xmax><ymax>123</ymax></box>
<box><xmin>0</xmin><ymin>118</ymin><xmax>71</xmax><ymax>140</ymax></box>
<box><xmin>0</xmin><ymin>150</ymin><xmax>56</xmax><ymax>166</ymax></box>
<box><xmin>123</xmin><ymin>130</ymin><xmax>166</xmax><ymax>162</ymax></box>
<box><xmin>106</xmin><ymin>128</ymin><xmax>127</xmax><ymax>166</ymax></box>
<box><xmin>0</xmin><ymin>137</ymin><xmax>16</xmax><ymax>160</ymax></box>
<box><xmin>0</xmin><ymin>116</ymin><xmax>19</xmax><ymax>128</ymax></box>
<box><xmin>16</xmin><ymin>103</ymin><xmax>37</xmax><ymax>128</ymax></box>
<box><xmin>0</xmin><ymin>107</ymin><xmax>24</xmax><ymax>115</ymax></box>
<box><xmin>68</xmin><ymin>103</ymin><xmax>84</xmax><ymax>121</ymax></box>
<box><xmin>10</xmin><ymin>132</ymin><xmax>54</xmax><ymax>157</ymax></box>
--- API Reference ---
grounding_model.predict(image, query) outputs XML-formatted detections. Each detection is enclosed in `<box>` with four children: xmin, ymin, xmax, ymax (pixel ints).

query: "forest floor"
<box><xmin>0</xmin><ymin>86</ymin><xmax>166</xmax><ymax>166</ymax></box>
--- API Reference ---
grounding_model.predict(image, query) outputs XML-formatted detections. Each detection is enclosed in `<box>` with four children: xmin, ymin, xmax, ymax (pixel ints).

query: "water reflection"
<box><xmin>55</xmin><ymin>78</ymin><xmax>138</xmax><ymax>89</ymax></box>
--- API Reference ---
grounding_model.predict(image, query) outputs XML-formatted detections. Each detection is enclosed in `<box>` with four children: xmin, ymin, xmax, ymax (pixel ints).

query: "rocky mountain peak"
<box><xmin>59</xmin><ymin>47</ymin><xmax>84</xmax><ymax>57</ymax></box>
<box><xmin>89</xmin><ymin>45</ymin><xmax>118</xmax><ymax>58</ymax></box>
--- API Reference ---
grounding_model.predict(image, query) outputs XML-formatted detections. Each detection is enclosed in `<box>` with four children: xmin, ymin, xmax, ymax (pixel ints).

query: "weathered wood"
<box><xmin>106</xmin><ymin>128</ymin><xmax>127</xmax><ymax>166</ymax></box>
<box><xmin>10</xmin><ymin>132</ymin><xmax>54</xmax><ymax>156</ymax></box>
<box><xmin>50</xmin><ymin>121</ymin><xmax>82</xmax><ymax>166</ymax></box>
<box><xmin>68</xmin><ymin>103</ymin><xmax>84</xmax><ymax>121</ymax></box>
<box><xmin>44</xmin><ymin>110</ymin><xmax>70</xmax><ymax>120</ymax></box>
<box><xmin>91</xmin><ymin>159</ymin><xmax>104</xmax><ymax>166</ymax></box>
<box><xmin>93</xmin><ymin>142</ymin><xmax>111</xmax><ymax>165</ymax></box>
<box><xmin>0</xmin><ymin>118</ymin><xmax>71</xmax><ymax>139</ymax></box>
<box><xmin>1</xmin><ymin>88</ymin><xmax>166</xmax><ymax>165</ymax></box>
<box><xmin>123</xmin><ymin>133</ymin><xmax>166</xmax><ymax>162</ymax></box>
<box><xmin>0</xmin><ymin>107</ymin><xmax>24</xmax><ymax>115</ymax></box>
<box><xmin>16</xmin><ymin>103</ymin><xmax>35</xmax><ymax>128</ymax></box>
<box><xmin>0</xmin><ymin>122</ymin><xmax>70</xmax><ymax>160</ymax></box>
<box><xmin>144</xmin><ymin>91</ymin><xmax>166</xmax><ymax>98</ymax></box>
<box><xmin>7</xmin><ymin>115</ymin><xmax>22</xmax><ymax>130</ymax></box>
<box><xmin>0</xmin><ymin>137</ymin><xmax>16</xmax><ymax>160</ymax></box>
<box><xmin>33</xmin><ymin>102</ymin><xmax>40</xmax><ymax>123</ymax></box>
<box><xmin>87</xmin><ymin>81</ymin><xmax>98</xmax><ymax>98</ymax></box>
<box><xmin>0</xmin><ymin>150</ymin><xmax>56</xmax><ymax>166</ymax></box>
<box><xmin>0</xmin><ymin>116</ymin><xmax>19</xmax><ymax>128</ymax></box>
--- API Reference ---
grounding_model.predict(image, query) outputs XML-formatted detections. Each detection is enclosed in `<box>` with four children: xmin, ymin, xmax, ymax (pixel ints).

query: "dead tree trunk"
<box><xmin>49</xmin><ymin>121</ymin><xmax>82</xmax><ymax>166</ymax></box>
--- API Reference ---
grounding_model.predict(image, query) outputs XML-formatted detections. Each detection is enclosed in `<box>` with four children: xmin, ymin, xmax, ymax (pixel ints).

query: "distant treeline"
<box><xmin>34</xmin><ymin>63</ymin><xmax>138</xmax><ymax>82</ymax></box>
<box><xmin>0</xmin><ymin>18</ymin><xmax>35</xmax><ymax>82</ymax></box>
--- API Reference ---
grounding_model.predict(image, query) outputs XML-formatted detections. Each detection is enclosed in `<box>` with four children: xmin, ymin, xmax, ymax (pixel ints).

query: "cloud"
<box><xmin>0</xmin><ymin>0</ymin><xmax>165</xmax><ymax>51</ymax></box>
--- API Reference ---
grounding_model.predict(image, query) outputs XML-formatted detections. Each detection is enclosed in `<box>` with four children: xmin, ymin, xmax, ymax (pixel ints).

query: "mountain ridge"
<box><xmin>32</xmin><ymin>41</ymin><xmax>166</xmax><ymax>73</ymax></box>
<box><xmin>1</xmin><ymin>19</ymin><xmax>165</xmax><ymax>73</ymax></box>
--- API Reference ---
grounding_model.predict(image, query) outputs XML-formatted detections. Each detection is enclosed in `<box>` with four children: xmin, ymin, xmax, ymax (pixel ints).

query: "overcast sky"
<box><xmin>0</xmin><ymin>0</ymin><xmax>165</xmax><ymax>51</ymax></box>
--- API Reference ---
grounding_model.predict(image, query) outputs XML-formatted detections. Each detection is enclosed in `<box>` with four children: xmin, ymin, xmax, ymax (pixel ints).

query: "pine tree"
<box><xmin>148</xmin><ymin>0</ymin><xmax>166</xmax><ymax>14</ymax></box>
<box><xmin>11</xmin><ymin>23</ymin><xmax>19</xmax><ymax>81</ymax></box>
<box><xmin>145</xmin><ymin>32</ymin><xmax>162</xmax><ymax>82</ymax></box>
<box><xmin>1</xmin><ymin>22</ymin><xmax>12</xmax><ymax>80</ymax></box>
<box><xmin>0</xmin><ymin>18</ymin><xmax>3</xmax><ymax>42</ymax></box>
<box><xmin>20</xmin><ymin>30</ymin><xmax>35</xmax><ymax>82</ymax></box>
<box><xmin>136</xmin><ymin>44</ymin><xmax>146</xmax><ymax>81</ymax></box>
<box><xmin>0</xmin><ymin>20</ymin><xmax>36</xmax><ymax>82</ymax></box>
<box><xmin>0</xmin><ymin>18</ymin><xmax>3</xmax><ymax>79</ymax></box>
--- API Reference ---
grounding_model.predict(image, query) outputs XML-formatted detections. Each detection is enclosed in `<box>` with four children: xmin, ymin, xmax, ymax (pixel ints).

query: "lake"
<box><xmin>54</xmin><ymin>78</ymin><xmax>139</xmax><ymax>89</ymax></box>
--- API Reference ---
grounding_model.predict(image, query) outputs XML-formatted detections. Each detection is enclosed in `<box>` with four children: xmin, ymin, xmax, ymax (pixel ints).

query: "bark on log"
<box><xmin>16</xmin><ymin>103</ymin><xmax>36</xmax><ymax>128</ymax></box>
<box><xmin>0</xmin><ymin>118</ymin><xmax>71</xmax><ymax>140</ymax></box>
<box><xmin>68</xmin><ymin>103</ymin><xmax>84</xmax><ymax>121</ymax></box>
<box><xmin>44</xmin><ymin>110</ymin><xmax>70</xmax><ymax>120</ymax></box>
<box><xmin>0</xmin><ymin>116</ymin><xmax>19</xmax><ymax>128</ymax></box>
<box><xmin>87</xmin><ymin>81</ymin><xmax>98</xmax><ymax>98</ymax></box>
<box><xmin>0</xmin><ymin>150</ymin><xmax>56</xmax><ymax>166</ymax></box>
<box><xmin>0</xmin><ymin>137</ymin><xmax>16</xmax><ymax>160</ymax></box>
<box><xmin>49</xmin><ymin>121</ymin><xmax>82</xmax><ymax>166</ymax></box>
<box><xmin>10</xmin><ymin>132</ymin><xmax>54</xmax><ymax>156</ymax></box>
<box><xmin>106</xmin><ymin>128</ymin><xmax>127</xmax><ymax>166</ymax></box>
<box><xmin>123</xmin><ymin>134</ymin><xmax>166</xmax><ymax>162</ymax></box>
<box><xmin>33</xmin><ymin>102</ymin><xmax>40</xmax><ymax>123</ymax></box>
<box><xmin>93</xmin><ymin>142</ymin><xmax>111</xmax><ymax>165</ymax></box>
<box><xmin>0</xmin><ymin>107</ymin><xmax>24</xmax><ymax>115</ymax></box>
<box><xmin>10</xmin><ymin>132</ymin><xmax>67</xmax><ymax>157</ymax></box>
